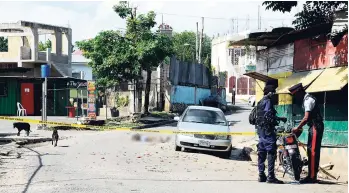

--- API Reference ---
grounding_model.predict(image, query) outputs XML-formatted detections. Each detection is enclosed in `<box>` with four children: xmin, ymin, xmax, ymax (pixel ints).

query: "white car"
<box><xmin>174</xmin><ymin>106</ymin><xmax>232</xmax><ymax>158</ymax></box>
<box><xmin>248</xmin><ymin>96</ymin><xmax>256</xmax><ymax>107</ymax></box>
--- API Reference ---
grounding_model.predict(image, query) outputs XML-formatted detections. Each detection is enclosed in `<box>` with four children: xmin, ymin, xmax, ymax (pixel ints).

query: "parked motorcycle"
<box><xmin>276</xmin><ymin>121</ymin><xmax>307</xmax><ymax>181</ymax></box>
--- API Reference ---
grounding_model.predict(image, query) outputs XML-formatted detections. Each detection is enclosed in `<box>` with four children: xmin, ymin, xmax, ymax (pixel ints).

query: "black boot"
<box><xmin>267</xmin><ymin>176</ymin><xmax>284</xmax><ymax>184</ymax></box>
<box><xmin>299</xmin><ymin>176</ymin><xmax>317</xmax><ymax>184</ymax></box>
<box><xmin>258</xmin><ymin>173</ymin><xmax>267</xmax><ymax>182</ymax></box>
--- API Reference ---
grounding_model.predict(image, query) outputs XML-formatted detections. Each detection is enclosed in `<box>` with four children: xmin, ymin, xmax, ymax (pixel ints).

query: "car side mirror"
<box><xmin>174</xmin><ymin>116</ymin><xmax>180</xmax><ymax>121</ymax></box>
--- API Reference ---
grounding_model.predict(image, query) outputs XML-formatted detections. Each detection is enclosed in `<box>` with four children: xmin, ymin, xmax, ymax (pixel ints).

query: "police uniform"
<box><xmin>289</xmin><ymin>83</ymin><xmax>324</xmax><ymax>182</ymax></box>
<box><xmin>256</xmin><ymin>84</ymin><xmax>283</xmax><ymax>183</ymax></box>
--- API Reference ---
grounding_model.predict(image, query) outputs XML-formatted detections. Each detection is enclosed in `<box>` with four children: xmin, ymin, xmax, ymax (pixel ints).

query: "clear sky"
<box><xmin>0</xmin><ymin>1</ymin><xmax>304</xmax><ymax>43</ymax></box>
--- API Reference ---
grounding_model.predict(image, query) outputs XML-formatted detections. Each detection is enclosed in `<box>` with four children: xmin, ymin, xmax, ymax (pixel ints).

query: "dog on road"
<box><xmin>13</xmin><ymin>122</ymin><xmax>31</xmax><ymax>136</ymax></box>
<box><xmin>52</xmin><ymin>128</ymin><xmax>59</xmax><ymax>147</ymax></box>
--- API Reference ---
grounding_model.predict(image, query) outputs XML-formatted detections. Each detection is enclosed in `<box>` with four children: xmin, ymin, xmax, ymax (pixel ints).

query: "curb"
<box><xmin>0</xmin><ymin>137</ymin><xmax>52</xmax><ymax>145</ymax></box>
<box><xmin>131</xmin><ymin>120</ymin><xmax>176</xmax><ymax>129</ymax></box>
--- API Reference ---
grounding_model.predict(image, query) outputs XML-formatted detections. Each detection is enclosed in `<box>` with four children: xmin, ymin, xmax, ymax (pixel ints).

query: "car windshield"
<box><xmin>182</xmin><ymin>109</ymin><xmax>227</xmax><ymax>126</ymax></box>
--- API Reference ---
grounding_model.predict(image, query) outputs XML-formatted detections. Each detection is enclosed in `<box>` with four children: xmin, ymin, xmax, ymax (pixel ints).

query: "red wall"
<box><xmin>237</xmin><ymin>77</ymin><xmax>248</xmax><ymax>95</ymax></box>
<box><xmin>294</xmin><ymin>34</ymin><xmax>348</xmax><ymax>71</ymax></box>
<box><xmin>228</xmin><ymin>76</ymin><xmax>236</xmax><ymax>93</ymax></box>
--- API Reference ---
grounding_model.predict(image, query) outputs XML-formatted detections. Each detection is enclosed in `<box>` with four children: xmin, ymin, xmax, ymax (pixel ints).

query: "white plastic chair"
<box><xmin>17</xmin><ymin>102</ymin><xmax>27</xmax><ymax>116</ymax></box>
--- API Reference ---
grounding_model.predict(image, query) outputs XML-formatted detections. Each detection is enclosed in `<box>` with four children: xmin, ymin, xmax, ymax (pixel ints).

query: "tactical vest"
<box><xmin>303</xmin><ymin>94</ymin><xmax>323</xmax><ymax>126</ymax></box>
<box><xmin>256</xmin><ymin>96</ymin><xmax>278</xmax><ymax>128</ymax></box>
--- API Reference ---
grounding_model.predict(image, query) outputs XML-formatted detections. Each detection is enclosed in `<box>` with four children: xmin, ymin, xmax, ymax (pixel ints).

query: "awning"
<box><xmin>243</xmin><ymin>72</ymin><xmax>277</xmax><ymax>82</ymax></box>
<box><xmin>276</xmin><ymin>69</ymin><xmax>324</xmax><ymax>94</ymax></box>
<box><xmin>306</xmin><ymin>66</ymin><xmax>348</xmax><ymax>93</ymax></box>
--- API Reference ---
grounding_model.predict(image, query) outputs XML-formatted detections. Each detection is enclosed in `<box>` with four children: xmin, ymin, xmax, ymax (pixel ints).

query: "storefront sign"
<box><xmin>87</xmin><ymin>81</ymin><xmax>96</xmax><ymax>119</ymax></box>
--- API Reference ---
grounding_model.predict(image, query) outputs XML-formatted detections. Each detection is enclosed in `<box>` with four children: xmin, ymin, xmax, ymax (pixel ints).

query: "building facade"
<box><xmin>234</xmin><ymin>23</ymin><xmax>348</xmax><ymax>147</ymax></box>
<box><xmin>0</xmin><ymin>20</ymin><xmax>85</xmax><ymax>116</ymax></box>
<box><xmin>72</xmin><ymin>49</ymin><xmax>93</xmax><ymax>81</ymax></box>
<box><xmin>211</xmin><ymin>32</ymin><xmax>257</xmax><ymax>101</ymax></box>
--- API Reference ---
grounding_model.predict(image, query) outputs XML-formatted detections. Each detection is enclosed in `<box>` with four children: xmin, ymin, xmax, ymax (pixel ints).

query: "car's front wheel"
<box><xmin>222</xmin><ymin>151</ymin><xmax>232</xmax><ymax>159</ymax></box>
<box><xmin>219</xmin><ymin>148</ymin><xmax>232</xmax><ymax>159</ymax></box>
<box><xmin>175</xmin><ymin>145</ymin><xmax>181</xmax><ymax>151</ymax></box>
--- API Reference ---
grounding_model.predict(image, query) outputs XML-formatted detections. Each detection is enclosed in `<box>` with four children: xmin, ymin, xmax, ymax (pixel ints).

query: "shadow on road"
<box><xmin>21</xmin><ymin>147</ymin><xmax>43</xmax><ymax>193</ymax></box>
<box><xmin>0</xmin><ymin>133</ymin><xmax>17</xmax><ymax>137</ymax></box>
<box><xmin>183</xmin><ymin>147</ymin><xmax>252</xmax><ymax>162</ymax></box>
<box><xmin>0</xmin><ymin>141</ymin><xmax>12</xmax><ymax>146</ymax></box>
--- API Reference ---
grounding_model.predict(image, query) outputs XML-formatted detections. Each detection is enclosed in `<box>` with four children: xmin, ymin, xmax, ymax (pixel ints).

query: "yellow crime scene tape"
<box><xmin>0</xmin><ymin>116</ymin><xmax>287</xmax><ymax>136</ymax></box>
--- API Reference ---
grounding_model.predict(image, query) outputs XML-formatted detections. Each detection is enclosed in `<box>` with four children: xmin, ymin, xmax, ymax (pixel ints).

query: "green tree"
<box><xmin>263</xmin><ymin>1</ymin><xmax>348</xmax><ymax>30</ymax></box>
<box><xmin>78</xmin><ymin>1</ymin><xmax>173</xmax><ymax>113</ymax></box>
<box><xmin>76</xmin><ymin>30</ymin><xmax>140</xmax><ymax>87</ymax></box>
<box><xmin>172</xmin><ymin>31</ymin><xmax>211</xmax><ymax>66</ymax></box>
<box><xmin>0</xmin><ymin>37</ymin><xmax>8</xmax><ymax>52</ymax></box>
<box><xmin>38</xmin><ymin>39</ymin><xmax>52</xmax><ymax>51</ymax></box>
<box><xmin>114</xmin><ymin>1</ymin><xmax>174</xmax><ymax>113</ymax></box>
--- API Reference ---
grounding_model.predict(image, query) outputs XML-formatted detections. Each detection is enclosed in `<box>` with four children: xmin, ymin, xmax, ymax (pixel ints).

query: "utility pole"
<box><xmin>257</xmin><ymin>5</ymin><xmax>261</xmax><ymax>29</ymax></box>
<box><xmin>237</xmin><ymin>17</ymin><xmax>239</xmax><ymax>33</ymax></box>
<box><xmin>198</xmin><ymin>17</ymin><xmax>204</xmax><ymax>64</ymax></box>
<box><xmin>195</xmin><ymin>22</ymin><xmax>199</xmax><ymax>63</ymax></box>
<box><xmin>247</xmin><ymin>15</ymin><xmax>250</xmax><ymax>30</ymax></box>
<box><xmin>80</xmin><ymin>71</ymin><xmax>85</xmax><ymax>117</ymax></box>
<box><xmin>232</xmin><ymin>18</ymin><xmax>235</xmax><ymax>34</ymax></box>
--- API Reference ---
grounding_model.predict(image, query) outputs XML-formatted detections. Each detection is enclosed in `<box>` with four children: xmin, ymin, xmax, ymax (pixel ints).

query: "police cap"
<box><xmin>266</xmin><ymin>79</ymin><xmax>278</xmax><ymax>87</ymax></box>
<box><xmin>288</xmin><ymin>83</ymin><xmax>304</xmax><ymax>94</ymax></box>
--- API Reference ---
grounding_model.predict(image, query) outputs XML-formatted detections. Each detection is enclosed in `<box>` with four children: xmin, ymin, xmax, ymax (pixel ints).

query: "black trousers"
<box><xmin>307</xmin><ymin>122</ymin><xmax>324</xmax><ymax>179</ymax></box>
<box><xmin>258</xmin><ymin>144</ymin><xmax>277</xmax><ymax>178</ymax></box>
<box><xmin>257</xmin><ymin>130</ymin><xmax>277</xmax><ymax>178</ymax></box>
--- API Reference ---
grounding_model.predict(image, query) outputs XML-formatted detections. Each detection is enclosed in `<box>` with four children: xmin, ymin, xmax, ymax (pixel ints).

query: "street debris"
<box><xmin>321</xmin><ymin>163</ymin><xmax>334</xmax><ymax>170</ymax></box>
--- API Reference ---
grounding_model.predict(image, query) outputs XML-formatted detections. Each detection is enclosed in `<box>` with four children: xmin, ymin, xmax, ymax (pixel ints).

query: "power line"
<box><xmin>155</xmin><ymin>11</ymin><xmax>293</xmax><ymax>21</ymax></box>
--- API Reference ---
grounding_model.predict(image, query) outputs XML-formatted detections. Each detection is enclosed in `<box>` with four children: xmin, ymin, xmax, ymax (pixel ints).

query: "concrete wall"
<box><xmin>0</xmin><ymin>37</ymin><xmax>22</xmax><ymax>61</ymax></box>
<box><xmin>0</xmin><ymin>22</ymin><xmax>72</xmax><ymax>77</ymax></box>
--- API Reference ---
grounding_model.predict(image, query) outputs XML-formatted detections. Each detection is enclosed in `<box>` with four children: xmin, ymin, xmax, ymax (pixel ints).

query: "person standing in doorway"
<box><xmin>232</xmin><ymin>86</ymin><xmax>236</xmax><ymax>105</ymax></box>
<box><xmin>289</xmin><ymin>83</ymin><xmax>324</xmax><ymax>184</ymax></box>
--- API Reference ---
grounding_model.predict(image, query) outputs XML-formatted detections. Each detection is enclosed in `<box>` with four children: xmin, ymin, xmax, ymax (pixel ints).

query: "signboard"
<box><xmin>87</xmin><ymin>81</ymin><xmax>96</xmax><ymax>119</ymax></box>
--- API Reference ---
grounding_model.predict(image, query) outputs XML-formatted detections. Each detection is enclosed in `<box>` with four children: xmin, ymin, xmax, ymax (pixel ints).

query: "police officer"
<box><xmin>256</xmin><ymin>82</ymin><xmax>286</xmax><ymax>183</ymax></box>
<box><xmin>289</xmin><ymin>83</ymin><xmax>324</xmax><ymax>184</ymax></box>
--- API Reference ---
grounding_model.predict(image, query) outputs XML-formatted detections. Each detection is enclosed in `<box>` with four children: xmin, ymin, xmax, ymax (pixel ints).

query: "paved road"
<box><xmin>0</xmin><ymin>103</ymin><xmax>346</xmax><ymax>193</ymax></box>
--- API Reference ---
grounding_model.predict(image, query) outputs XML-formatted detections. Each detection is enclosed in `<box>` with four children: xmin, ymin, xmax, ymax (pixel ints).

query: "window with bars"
<box><xmin>231</xmin><ymin>48</ymin><xmax>247</xmax><ymax>65</ymax></box>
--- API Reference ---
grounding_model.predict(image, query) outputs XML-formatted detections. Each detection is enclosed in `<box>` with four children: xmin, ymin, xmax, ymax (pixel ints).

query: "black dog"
<box><xmin>13</xmin><ymin>122</ymin><xmax>31</xmax><ymax>136</ymax></box>
<box><xmin>52</xmin><ymin>128</ymin><xmax>59</xmax><ymax>147</ymax></box>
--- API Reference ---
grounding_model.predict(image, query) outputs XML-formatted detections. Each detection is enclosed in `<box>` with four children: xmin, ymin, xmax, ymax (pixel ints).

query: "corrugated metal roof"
<box><xmin>72</xmin><ymin>49</ymin><xmax>90</xmax><ymax>63</ymax></box>
<box><xmin>307</xmin><ymin>66</ymin><xmax>348</xmax><ymax>93</ymax></box>
<box><xmin>243</xmin><ymin>72</ymin><xmax>277</xmax><ymax>82</ymax></box>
